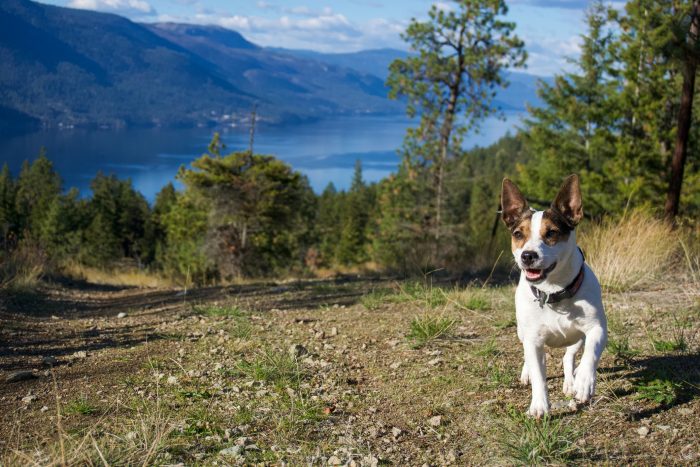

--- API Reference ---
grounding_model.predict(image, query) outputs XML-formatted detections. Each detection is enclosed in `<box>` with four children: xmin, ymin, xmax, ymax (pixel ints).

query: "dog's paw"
<box><xmin>573</xmin><ymin>368</ymin><xmax>596</xmax><ymax>403</ymax></box>
<box><xmin>520</xmin><ymin>363</ymin><xmax>530</xmax><ymax>386</ymax></box>
<box><xmin>562</xmin><ymin>377</ymin><xmax>575</xmax><ymax>396</ymax></box>
<box><xmin>527</xmin><ymin>397</ymin><xmax>550</xmax><ymax>418</ymax></box>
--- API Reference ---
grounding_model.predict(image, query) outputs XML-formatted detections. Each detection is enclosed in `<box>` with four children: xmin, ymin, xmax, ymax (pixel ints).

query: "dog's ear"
<box><xmin>551</xmin><ymin>174</ymin><xmax>583</xmax><ymax>227</ymax></box>
<box><xmin>501</xmin><ymin>178</ymin><xmax>530</xmax><ymax>229</ymax></box>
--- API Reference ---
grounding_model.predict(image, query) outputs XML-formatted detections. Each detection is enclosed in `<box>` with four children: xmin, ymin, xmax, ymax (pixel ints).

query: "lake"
<box><xmin>0</xmin><ymin>113</ymin><xmax>523</xmax><ymax>201</ymax></box>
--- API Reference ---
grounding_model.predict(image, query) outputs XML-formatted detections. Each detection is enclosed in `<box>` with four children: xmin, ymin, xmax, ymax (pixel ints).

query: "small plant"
<box><xmin>502</xmin><ymin>407</ymin><xmax>580</xmax><ymax>465</ymax></box>
<box><xmin>398</xmin><ymin>282</ymin><xmax>448</xmax><ymax>309</ymax></box>
<box><xmin>193</xmin><ymin>304</ymin><xmax>246</xmax><ymax>318</ymax></box>
<box><xmin>494</xmin><ymin>317</ymin><xmax>516</xmax><ymax>330</ymax></box>
<box><xmin>360</xmin><ymin>289</ymin><xmax>391</xmax><ymax>311</ymax></box>
<box><xmin>607</xmin><ymin>335</ymin><xmax>639</xmax><ymax>362</ymax></box>
<box><xmin>64</xmin><ymin>397</ymin><xmax>98</xmax><ymax>416</ymax></box>
<box><xmin>475</xmin><ymin>338</ymin><xmax>501</xmax><ymax>357</ymax></box>
<box><xmin>406</xmin><ymin>314</ymin><xmax>456</xmax><ymax>348</ymax></box>
<box><xmin>634</xmin><ymin>378</ymin><xmax>680</xmax><ymax>405</ymax></box>
<box><xmin>651</xmin><ymin>338</ymin><xmax>687</xmax><ymax>352</ymax></box>
<box><xmin>236</xmin><ymin>350</ymin><xmax>303</xmax><ymax>388</ymax></box>
<box><xmin>486</xmin><ymin>363</ymin><xmax>515</xmax><ymax>387</ymax></box>
<box><xmin>465</xmin><ymin>295</ymin><xmax>490</xmax><ymax>311</ymax></box>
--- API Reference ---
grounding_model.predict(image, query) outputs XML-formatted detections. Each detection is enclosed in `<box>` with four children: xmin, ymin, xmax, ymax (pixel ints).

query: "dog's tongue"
<box><xmin>526</xmin><ymin>269</ymin><xmax>543</xmax><ymax>281</ymax></box>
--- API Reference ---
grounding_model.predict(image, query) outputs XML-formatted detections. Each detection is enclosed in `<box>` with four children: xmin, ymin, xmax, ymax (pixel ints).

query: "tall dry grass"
<box><xmin>0</xmin><ymin>239</ymin><xmax>47</xmax><ymax>293</ymax></box>
<box><xmin>578</xmin><ymin>210</ymin><xmax>680</xmax><ymax>291</ymax></box>
<box><xmin>62</xmin><ymin>262</ymin><xmax>174</xmax><ymax>288</ymax></box>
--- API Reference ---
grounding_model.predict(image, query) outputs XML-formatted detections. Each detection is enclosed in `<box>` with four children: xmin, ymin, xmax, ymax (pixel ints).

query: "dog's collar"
<box><xmin>530</xmin><ymin>248</ymin><xmax>586</xmax><ymax>308</ymax></box>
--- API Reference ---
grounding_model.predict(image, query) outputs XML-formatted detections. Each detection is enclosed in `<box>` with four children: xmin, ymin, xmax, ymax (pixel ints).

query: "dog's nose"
<box><xmin>521</xmin><ymin>250</ymin><xmax>538</xmax><ymax>266</ymax></box>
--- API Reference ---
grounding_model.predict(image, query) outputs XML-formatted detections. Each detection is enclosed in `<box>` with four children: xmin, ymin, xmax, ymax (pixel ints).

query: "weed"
<box><xmin>502</xmin><ymin>407</ymin><xmax>580</xmax><ymax>465</ymax></box>
<box><xmin>486</xmin><ymin>363</ymin><xmax>515</xmax><ymax>387</ymax></box>
<box><xmin>475</xmin><ymin>338</ymin><xmax>501</xmax><ymax>357</ymax></box>
<box><xmin>406</xmin><ymin>315</ymin><xmax>456</xmax><ymax>348</ymax></box>
<box><xmin>398</xmin><ymin>282</ymin><xmax>448</xmax><ymax>309</ymax></box>
<box><xmin>606</xmin><ymin>335</ymin><xmax>639</xmax><ymax>362</ymax></box>
<box><xmin>276</xmin><ymin>393</ymin><xmax>327</xmax><ymax>438</ymax></box>
<box><xmin>360</xmin><ymin>289</ymin><xmax>391</xmax><ymax>311</ymax></box>
<box><xmin>193</xmin><ymin>304</ymin><xmax>246</xmax><ymax>318</ymax></box>
<box><xmin>494</xmin><ymin>317</ymin><xmax>516</xmax><ymax>330</ymax></box>
<box><xmin>64</xmin><ymin>397</ymin><xmax>98</xmax><ymax>416</ymax></box>
<box><xmin>236</xmin><ymin>350</ymin><xmax>303</xmax><ymax>388</ymax></box>
<box><xmin>634</xmin><ymin>378</ymin><xmax>680</xmax><ymax>405</ymax></box>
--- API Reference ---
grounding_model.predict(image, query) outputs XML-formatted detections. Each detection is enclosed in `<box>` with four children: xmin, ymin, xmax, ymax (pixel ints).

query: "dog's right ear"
<box><xmin>501</xmin><ymin>178</ymin><xmax>530</xmax><ymax>229</ymax></box>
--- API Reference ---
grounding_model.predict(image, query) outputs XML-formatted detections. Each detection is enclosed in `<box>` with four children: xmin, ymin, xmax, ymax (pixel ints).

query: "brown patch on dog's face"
<box><xmin>540</xmin><ymin>209</ymin><xmax>572</xmax><ymax>246</ymax></box>
<box><xmin>510</xmin><ymin>215</ymin><xmax>532</xmax><ymax>252</ymax></box>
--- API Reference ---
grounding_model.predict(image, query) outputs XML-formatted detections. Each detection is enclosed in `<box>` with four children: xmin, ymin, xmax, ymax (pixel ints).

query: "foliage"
<box><xmin>634</xmin><ymin>378</ymin><xmax>680</xmax><ymax>405</ymax></box>
<box><xmin>502</xmin><ymin>408</ymin><xmax>580</xmax><ymax>465</ymax></box>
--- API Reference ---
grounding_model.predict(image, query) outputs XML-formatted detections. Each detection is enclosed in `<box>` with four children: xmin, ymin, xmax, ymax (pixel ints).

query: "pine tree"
<box><xmin>520</xmin><ymin>1</ymin><xmax>621</xmax><ymax>216</ymax></box>
<box><xmin>316</xmin><ymin>182</ymin><xmax>343</xmax><ymax>266</ymax></box>
<box><xmin>0</xmin><ymin>164</ymin><xmax>17</xmax><ymax>249</ymax></box>
<box><xmin>337</xmin><ymin>160</ymin><xmax>370</xmax><ymax>265</ymax></box>
<box><xmin>387</xmin><ymin>0</ymin><xmax>526</xmax><ymax>251</ymax></box>
<box><xmin>15</xmin><ymin>149</ymin><xmax>62</xmax><ymax>235</ymax></box>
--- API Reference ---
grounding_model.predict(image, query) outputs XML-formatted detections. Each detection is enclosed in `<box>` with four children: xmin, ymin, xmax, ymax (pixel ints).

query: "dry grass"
<box><xmin>63</xmin><ymin>262</ymin><xmax>175</xmax><ymax>288</ymax></box>
<box><xmin>579</xmin><ymin>210</ymin><xmax>679</xmax><ymax>291</ymax></box>
<box><xmin>0</xmin><ymin>240</ymin><xmax>47</xmax><ymax>292</ymax></box>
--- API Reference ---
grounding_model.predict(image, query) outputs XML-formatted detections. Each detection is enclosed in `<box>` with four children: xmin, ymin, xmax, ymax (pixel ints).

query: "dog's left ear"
<box><xmin>552</xmin><ymin>174</ymin><xmax>583</xmax><ymax>226</ymax></box>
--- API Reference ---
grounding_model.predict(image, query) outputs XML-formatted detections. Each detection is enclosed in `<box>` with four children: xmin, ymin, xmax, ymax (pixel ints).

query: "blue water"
<box><xmin>0</xmin><ymin>113</ymin><xmax>523</xmax><ymax>201</ymax></box>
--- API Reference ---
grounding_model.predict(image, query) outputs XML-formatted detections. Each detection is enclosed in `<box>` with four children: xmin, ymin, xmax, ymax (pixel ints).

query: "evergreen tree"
<box><xmin>0</xmin><ymin>164</ymin><xmax>17</xmax><ymax>249</ymax></box>
<box><xmin>520</xmin><ymin>1</ymin><xmax>621</xmax><ymax>216</ymax></box>
<box><xmin>38</xmin><ymin>189</ymin><xmax>88</xmax><ymax>262</ymax></box>
<box><xmin>387</xmin><ymin>0</ymin><xmax>526</xmax><ymax>252</ymax></box>
<box><xmin>337</xmin><ymin>160</ymin><xmax>370</xmax><ymax>265</ymax></box>
<box><xmin>316</xmin><ymin>182</ymin><xmax>343</xmax><ymax>266</ymax></box>
<box><xmin>15</xmin><ymin>149</ymin><xmax>62</xmax><ymax>235</ymax></box>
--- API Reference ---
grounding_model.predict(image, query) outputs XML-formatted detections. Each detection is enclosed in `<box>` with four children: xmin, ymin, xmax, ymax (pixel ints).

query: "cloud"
<box><xmin>510</xmin><ymin>0</ymin><xmax>590</xmax><ymax>9</ymax></box>
<box><xmin>68</xmin><ymin>0</ymin><xmax>156</xmax><ymax>15</ymax></box>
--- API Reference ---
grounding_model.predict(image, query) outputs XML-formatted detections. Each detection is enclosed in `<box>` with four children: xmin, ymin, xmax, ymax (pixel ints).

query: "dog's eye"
<box><xmin>513</xmin><ymin>231</ymin><xmax>524</xmax><ymax>240</ymax></box>
<box><xmin>545</xmin><ymin>230</ymin><xmax>558</xmax><ymax>240</ymax></box>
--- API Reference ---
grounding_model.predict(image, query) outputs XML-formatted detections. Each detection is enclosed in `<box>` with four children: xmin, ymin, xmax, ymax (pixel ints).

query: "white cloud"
<box><xmin>68</xmin><ymin>0</ymin><xmax>155</xmax><ymax>15</ymax></box>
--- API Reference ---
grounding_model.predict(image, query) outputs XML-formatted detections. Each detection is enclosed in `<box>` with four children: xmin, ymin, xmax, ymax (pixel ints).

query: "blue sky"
<box><xmin>37</xmin><ymin>0</ymin><xmax>602</xmax><ymax>76</ymax></box>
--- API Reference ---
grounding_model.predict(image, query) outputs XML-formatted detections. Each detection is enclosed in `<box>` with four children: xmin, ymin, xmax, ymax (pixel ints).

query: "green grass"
<box><xmin>398</xmin><ymin>282</ymin><xmax>448</xmax><ymax>309</ymax></box>
<box><xmin>502</xmin><ymin>408</ymin><xmax>580</xmax><ymax>465</ymax></box>
<box><xmin>634</xmin><ymin>378</ymin><xmax>680</xmax><ymax>405</ymax></box>
<box><xmin>406</xmin><ymin>314</ymin><xmax>456</xmax><ymax>348</ymax></box>
<box><xmin>360</xmin><ymin>289</ymin><xmax>392</xmax><ymax>311</ymax></box>
<box><xmin>493</xmin><ymin>317</ymin><xmax>516</xmax><ymax>330</ymax></box>
<box><xmin>651</xmin><ymin>338</ymin><xmax>687</xmax><ymax>352</ymax></box>
<box><xmin>464</xmin><ymin>295</ymin><xmax>491</xmax><ymax>311</ymax></box>
<box><xmin>606</xmin><ymin>335</ymin><xmax>639</xmax><ymax>362</ymax></box>
<box><xmin>64</xmin><ymin>397</ymin><xmax>98</xmax><ymax>416</ymax></box>
<box><xmin>235</xmin><ymin>350</ymin><xmax>303</xmax><ymax>388</ymax></box>
<box><xmin>475</xmin><ymin>338</ymin><xmax>501</xmax><ymax>357</ymax></box>
<box><xmin>193</xmin><ymin>304</ymin><xmax>246</xmax><ymax>318</ymax></box>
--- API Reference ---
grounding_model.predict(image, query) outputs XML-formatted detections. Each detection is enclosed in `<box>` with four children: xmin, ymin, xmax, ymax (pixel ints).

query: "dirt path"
<box><xmin>1</xmin><ymin>279</ymin><xmax>699</xmax><ymax>465</ymax></box>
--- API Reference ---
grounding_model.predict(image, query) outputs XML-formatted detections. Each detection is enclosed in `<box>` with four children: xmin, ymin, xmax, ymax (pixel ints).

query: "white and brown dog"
<box><xmin>500</xmin><ymin>174</ymin><xmax>607</xmax><ymax>417</ymax></box>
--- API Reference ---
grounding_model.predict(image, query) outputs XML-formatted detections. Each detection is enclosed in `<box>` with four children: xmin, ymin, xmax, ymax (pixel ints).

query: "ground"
<box><xmin>0</xmin><ymin>276</ymin><xmax>698</xmax><ymax>465</ymax></box>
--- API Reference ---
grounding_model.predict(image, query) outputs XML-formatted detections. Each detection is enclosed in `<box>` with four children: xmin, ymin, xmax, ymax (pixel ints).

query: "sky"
<box><xmin>36</xmin><ymin>0</ymin><xmax>599</xmax><ymax>76</ymax></box>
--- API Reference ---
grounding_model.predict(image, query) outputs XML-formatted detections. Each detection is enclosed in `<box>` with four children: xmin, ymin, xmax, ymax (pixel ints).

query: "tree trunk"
<box><xmin>664</xmin><ymin>2</ymin><xmax>699</xmax><ymax>220</ymax></box>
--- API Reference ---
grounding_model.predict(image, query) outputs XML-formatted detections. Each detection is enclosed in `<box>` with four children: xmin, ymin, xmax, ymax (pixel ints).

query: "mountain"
<box><xmin>0</xmin><ymin>0</ymin><xmax>547</xmax><ymax>133</ymax></box>
<box><xmin>0</xmin><ymin>0</ymin><xmax>254</xmax><ymax>130</ymax></box>
<box><xmin>274</xmin><ymin>47</ymin><xmax>549</xmax><ymax>110</ymax></box>
<box><xmin>145</xmin><ymin>23</ymin><xmax>403</xmax><ymax>119</ymax></box>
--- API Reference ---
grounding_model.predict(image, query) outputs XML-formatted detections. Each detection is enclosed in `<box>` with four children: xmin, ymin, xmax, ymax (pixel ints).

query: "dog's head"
<box><xmin>500</xmin><ymin>174</ymin><xmax>583</xmax><ymax>283</ymax></box>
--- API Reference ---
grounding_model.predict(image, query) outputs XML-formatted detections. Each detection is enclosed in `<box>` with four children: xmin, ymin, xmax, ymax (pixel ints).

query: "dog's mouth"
<box><xmin>524</xmin><ymin>262</ymin><xmax>557</xmax><ymax>283</ymax></box>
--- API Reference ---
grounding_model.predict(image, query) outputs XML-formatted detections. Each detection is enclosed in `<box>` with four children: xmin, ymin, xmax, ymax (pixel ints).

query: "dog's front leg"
<box><xmin>573</xmin><ymin>325</ymin><xmax>607</xmax><ymax>403</ymax></box>
<box><xmin>523</xmin><ymin>341</ymin><xmax>548</xmax><ymax>417</ymax></box>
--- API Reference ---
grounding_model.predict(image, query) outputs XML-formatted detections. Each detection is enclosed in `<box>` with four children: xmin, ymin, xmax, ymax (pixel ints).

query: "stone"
<box><xmin>289</xmin><ymin>344</ymin><xmax>308</xmax><ymax>359</ymax></box>
<box><xmin>427</xmin><ymin>358</ymin><xmax>441</xmax><ymax>366</ymax></box>
<box><xmin>391</xmin><ymin>427</ymin><xmax>402</xmax><ymax>439</ymax></box>
<box><xmin>117</xmin><ymin>312</ymin><xmax>127</xmax><ymax>319</ymax></box>
<box><xmin>327</xmin><ymin>455</ymin><xmax>342</xmax><ymax>465</ymax></box>
<box><xmin>429</xmin><ymin>415</ymin><xmax>442</xmax><ymax>427</ymax></box>
<box><xmin>42</xmin><ymin>356</ymin><xmax>58</xmax><ymax>366</ymax></box>
<box><xmin>219</xmin><ymin>445</ymin><xmax>244</xmax><ymax>457</ymax></box>
<box><xmin>637</xmin><ymin>426</ymin><xmax>650</xmax><ymax>438</ymax></box>
<box><xmin>73</xmin><ymin>350</ymin><xmax>87</xmax><ymax>359</ymax></box>
<box><xmin>679</xmin><ymin>407</ymin><xmax>694</xmax><ymax>416</ymax></box>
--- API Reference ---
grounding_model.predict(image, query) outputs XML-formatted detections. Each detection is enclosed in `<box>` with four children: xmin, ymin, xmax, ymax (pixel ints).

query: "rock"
<box><xmin>362</xmin><ymin>455</ymin><xmax>379</xmax><ymax>467</ymax></box>
<box><xmin>390</xmin><ymin>362</ymin><xmax>401</xmax><ymax>370</ymax></box>
<box><xmin>166</xmin><ymin>376</ymin><xmax>178</xmax><ymax>385</ymax></box>
<box><xmin>679</xmin><ymin>407</ymin><xmax>694</xmax><ymax>416</ymax></box>
<box><xmin>315</xmin><ymin>330</ymin><xmax>326</xmax><ymax>340</ymax></box>
<box><xmin>429</xmin><ymin>415</ymin><xmax>442</xmax><ymax>427</ymax></box>
<box><xmin>245</xmin><ymin>444</ymin><xmax>260</xmax><ymax>451</ymax></box>
<box><xmin>637</xmin><ymin>426</ymin><xmax>650</xmax><ymax>438</ymax></box>
<box><xmin>289</xmin><ymin>344</ymin><xmax>308</xmax><ymax>359</ymax></box>
<box><xmin>5</xmin><ymin>371</ymin><xmax>38</xmax><ymax>383</ymax></box>
<box><xmin>235</xmin><ymin>436</ymin><xmax>250</xmax><ymax>446</ymax></box>
<box><xmin>73</xmin><ymin>350</ymin><xmax>87</xmax><ymax>359</ymax></box>
<box><xmin>327</xmin><ymin>455</ymin><xmax>342</xmax><ymax>465</ymax></box>
<box><xmin>329</xmin><ymin>327</ymin><xmax>338</xmax><ymax>337</ymax></box>
<box><xmin>657</xmin><ymin>425</ymin><xmax>670</xmax><ymax>432</ymax></box>
<box><xmin>42</xmin><ymin>356</ymin><xmax>58</xmax><ymax>367</ymax></box>
<box><xmin>427</xmin><ymin>358</ymin><xmax>442</xmax><ymax>366</ymax></box>
<box><xmin>40</xmin><ymin>405</ymin><xmax>49</xmax><ymax>412</ymax></box>
<box><xmin>219</xmin><ymin>445</ymin><xmax>244</xmax><ymax>457</ymax></box>
<box><xmin>117</xmin><ymin>312</ymin><xmax>127</xmax><ymax>319</ymax></box>
<box><xmin>21</xmin><ymin>394</ymin><xmax>37</xmax><ymax>404</ymax></box>
<box><xmin>391</xmin><ymin>427</ymin><xmax>402</xmax><ymax>439</ymax></box>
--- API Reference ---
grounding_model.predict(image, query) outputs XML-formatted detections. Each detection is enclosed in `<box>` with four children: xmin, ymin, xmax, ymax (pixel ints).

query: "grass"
<box><xmin>360</xmin><ymin>289</ymin><xmax>391</xmax><ymax>310</ymax></box>
<box><xmin>634</xmin><ymin>378</ymin><xmax>680</xmax><ymax>405</ymax></box>
<box><xmin>193</xmin><ymin>303</ymin><xmax>246</xmax><ymax>318</ymax></box>
<box><xmin>0</xmin><ymin>240</ymin><xmax>46</xmax><ymax>293</ymax></box>
<box><xmin>62</xmin><ymin>261</ymin><xmax>173</xmax><ymax>288</ymax></box>
<box><xmin>475</xmin><ymin>338</ymin><xmax>501</xmax><ymax>357</ymax></box>
<box><xmin>607</xmin><ymin>334</ymin><xmax>639</xmax><ymax>362</ymax></box>
<box><xmin>578</xmin><ymin>210</ymin><xmax>678</xmax><ymax>291</ymax></box>
<box><xmin>64</xmin><ymin>397</ymin><xmax>98</xmax><ymax>416</ymax></box>
<box><xmin>502</xmin><ymin>408</ymin><xmax>580</xmax><ymax>465</ymax></box>
<box><xmin>406</xmin><ymin>314</ymin><xmax>457</xmax><ymax>348</ymax></box>
<box><xmin>235</xmin><ymin>349</ymin><xmax>303</xmax><ymax>388</ymax></box>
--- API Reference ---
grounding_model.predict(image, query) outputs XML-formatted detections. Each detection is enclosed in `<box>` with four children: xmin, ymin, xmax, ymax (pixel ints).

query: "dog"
<box><xmin>500</xmin><ymin>174</ymin><xmax>607</xmax><ymax>417</ymax></box>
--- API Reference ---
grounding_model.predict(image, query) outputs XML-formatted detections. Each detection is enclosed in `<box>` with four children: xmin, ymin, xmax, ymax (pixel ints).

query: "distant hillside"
<box><xmin>145</xmin><ymin>23</ymin><xmax>403</xmax><ymax>120</ymax></box>
<box><xmin>0</xmin><ymin>0</ymin><xmax>547</xmax><ymax>132</ymax></box>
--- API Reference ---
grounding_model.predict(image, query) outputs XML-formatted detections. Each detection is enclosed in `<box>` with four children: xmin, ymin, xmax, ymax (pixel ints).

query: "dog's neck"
<box><xmin>528</xmin><ymin>232</ymin><xmax>584</xmax><ymax>295</ymax></box>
